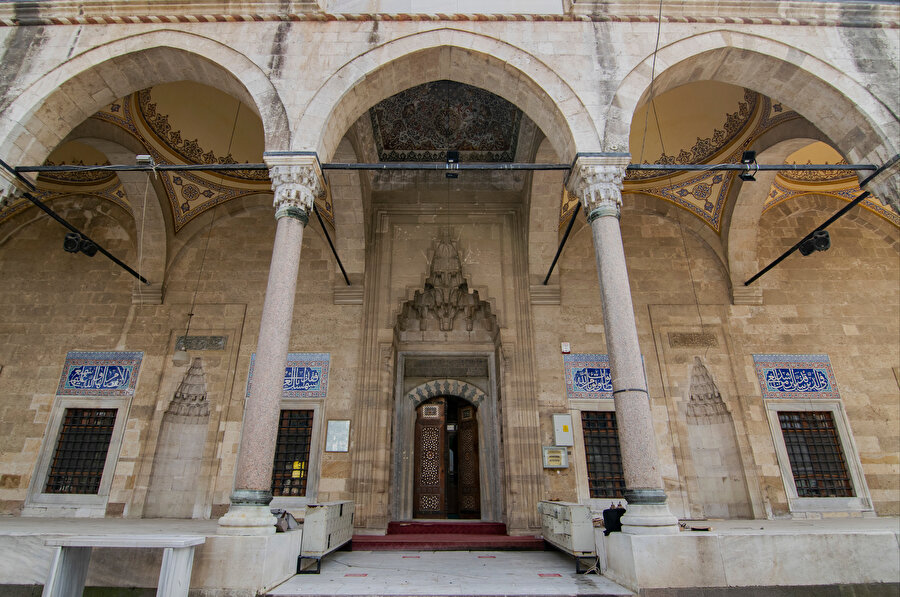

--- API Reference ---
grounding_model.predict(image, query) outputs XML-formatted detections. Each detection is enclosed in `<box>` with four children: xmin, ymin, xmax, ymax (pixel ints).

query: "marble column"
<box><xmin>218</xmin><ymin>154</ymin><xmax>324</xmax><ymax>535</ymax></box>
<box><xmin>568</xmin><ymin>154</ymin><xmax>678</xmax><ymax>534</ymax></box>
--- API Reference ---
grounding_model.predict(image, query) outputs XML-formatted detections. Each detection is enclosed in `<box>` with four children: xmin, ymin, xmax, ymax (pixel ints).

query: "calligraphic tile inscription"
<box><xmin>56</xmin><ymin>351</ymin><xmax>143</xmax><ymax>397</ymax></box>
<box><xmin>753</xmin><ymin>354</ymin><xmax>839</xmax><ymax>400</ymax></box>
<box><xmin>564</xmin><ymin>354</ymin><xmax>613</xmax><ymax>400</ymax></box>
<box><xmin>246</xmin><ymin>352</ymin><xmax>330</xmax><ymax>399</ymax></box>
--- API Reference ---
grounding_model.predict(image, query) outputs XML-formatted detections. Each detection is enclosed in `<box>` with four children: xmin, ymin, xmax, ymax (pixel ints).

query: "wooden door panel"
<box><xmin>458</xmin><ymin>405</ymin><xmax>480</xmax><ymax>518</ymax></box>
<box><xmin>414</xmin><ymin>398</ymin><xmax>446</xmax><ymax>518</ymax></box>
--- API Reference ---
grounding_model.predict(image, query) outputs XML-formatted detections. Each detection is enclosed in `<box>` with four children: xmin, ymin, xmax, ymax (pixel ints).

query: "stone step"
<box><xmin>352</xmin><ymin>532</ymin><xmax>545</xmax><ymax>551</ymax></box>
<box><xmin>386</xmin><ymin>521</ymin><xmax>508</xmax><ymax>535</ymax></box>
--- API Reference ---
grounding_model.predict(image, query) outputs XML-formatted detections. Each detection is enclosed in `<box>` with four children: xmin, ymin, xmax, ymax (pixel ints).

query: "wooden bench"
<box><xmin>42</xmin><ymin>535</ymin><xmax>206</xmax><ymax>597</ymax></box>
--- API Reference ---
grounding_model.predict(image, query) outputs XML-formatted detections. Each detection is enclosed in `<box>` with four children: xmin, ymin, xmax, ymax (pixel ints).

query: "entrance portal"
<box><xmin>413</xmin><ymin>396</ymin><xmax>480</xmax><ymax>519</ymax></box>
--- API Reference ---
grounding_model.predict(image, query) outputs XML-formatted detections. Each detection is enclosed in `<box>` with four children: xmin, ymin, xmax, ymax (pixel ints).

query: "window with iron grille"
<box><xmin>272</xmin><ymin>409</ymin><xmax>314</xmax><ymax>497</ymax></box>
<box><xmin>582</xmin><ymin>411</ymin><xmax>625</xmax><ymax>499</ymax></box>
<box><xmin>45</xmin><ymin>408</ymin><xmax>117</xmax><ymax>494</ymax></box>
<box><xmin>778</xmin><ymin>411</ymin><xmax>854</xmax><ymax>498</ymax></box>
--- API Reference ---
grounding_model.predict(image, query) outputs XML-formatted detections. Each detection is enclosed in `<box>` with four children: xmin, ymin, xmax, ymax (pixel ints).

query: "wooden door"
<box><xmin>457</xmin><ymin>405</ymin><xmax>480</xmax><ymax>518</ymax></box>
<box><xmin>413</xmin><ymin>398</ymin><xmax>446</xmax><ymax>518</ymax></box>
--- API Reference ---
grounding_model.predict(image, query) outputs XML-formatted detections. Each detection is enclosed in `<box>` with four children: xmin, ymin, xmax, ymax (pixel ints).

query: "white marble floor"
<box><xmin>267</xmin><ymin>550</ymin><xmax>634</xmax><ymax>596</ymax></box>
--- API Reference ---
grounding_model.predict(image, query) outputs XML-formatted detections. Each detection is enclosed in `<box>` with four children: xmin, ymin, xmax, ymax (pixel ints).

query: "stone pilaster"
<box><xmin>218</xmin><ymin>153</ymin><xmax>324</xmax><ymax>536</ymax></box>
<box><xmin>568</xmin><ymin>154</ymin><xmax>678</xmax><ymax>534</ymax></box>
<box><xmin>864</xmin><ymin>156</ymin><xmax>899</xmax><ymax>215</ymax></box>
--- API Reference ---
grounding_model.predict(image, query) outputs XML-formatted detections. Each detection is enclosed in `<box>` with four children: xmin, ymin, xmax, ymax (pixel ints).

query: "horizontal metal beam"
<box><xmin>14</xmin><ymin>162</ymin><xmax>878</xmax><ymax>174</ymax></box>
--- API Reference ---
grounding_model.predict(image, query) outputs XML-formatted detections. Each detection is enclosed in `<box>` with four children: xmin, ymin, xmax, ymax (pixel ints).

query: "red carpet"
<box><xmin>352</xmin><ymin>521</ymin><xmax>545</xmax><ymax>551</ymax></box>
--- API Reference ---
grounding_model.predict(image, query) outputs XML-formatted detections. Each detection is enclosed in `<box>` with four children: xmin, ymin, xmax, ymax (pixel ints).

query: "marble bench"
<box><xmin>42</xmin><ymin>535</ymin><xmax>206</xmax><ymax>597</ymax></box>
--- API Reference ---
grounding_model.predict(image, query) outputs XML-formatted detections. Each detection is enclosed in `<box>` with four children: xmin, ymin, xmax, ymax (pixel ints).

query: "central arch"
<box><xmin>292</xmin><ymin>28</ymin><xmax>599</xmax><ymax>163</ymax></box>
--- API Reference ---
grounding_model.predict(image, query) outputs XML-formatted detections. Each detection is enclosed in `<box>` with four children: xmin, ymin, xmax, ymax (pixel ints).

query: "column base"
<box><xmin>217</xmin><ymin>490</ymin><xmax>276</xmax><ymax>536</ymax></box>
<box><xmin>621</xmin><ymin>503</ymin><xmax>679</xmax><ymax>535</ymax></box>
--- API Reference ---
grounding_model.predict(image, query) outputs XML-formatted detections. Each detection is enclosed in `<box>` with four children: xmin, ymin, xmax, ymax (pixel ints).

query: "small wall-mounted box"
<box><xmin>552</xmin><ymin>413</ymin><xmax>574</xmax><ymax>447</ymax></box>
<box><xmin>542</xmin><ymin>446</ymin><xmax>569</xmax><ymax>469</ymax></box>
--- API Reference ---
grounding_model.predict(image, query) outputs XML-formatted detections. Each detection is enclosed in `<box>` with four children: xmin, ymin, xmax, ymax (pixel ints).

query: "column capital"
<box><xmin>264</xmin><ymin>152</ymin><xmax>325</xmax><ymax>223</ymax></box>
<box><xmin>0</xmin><ymin>166</ymin><xmax>24</xmax><ymax>209</ymax></box>
<box><xmin>567</xmin><ymin>154</ymin><xmax>630</xmax><ymax>221</ymax></box>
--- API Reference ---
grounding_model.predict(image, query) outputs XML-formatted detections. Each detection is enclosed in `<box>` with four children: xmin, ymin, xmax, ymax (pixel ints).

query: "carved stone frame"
<box><xmin>391</xmin><ymin>351</ymin><xmax>503</xmax><ymax>522</ymax></box>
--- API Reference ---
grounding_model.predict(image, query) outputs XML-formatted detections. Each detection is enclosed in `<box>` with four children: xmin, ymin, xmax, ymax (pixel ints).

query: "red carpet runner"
<box><xmin>352</xmin><ymin>521</ymin><xmax>545</xmax><ymax>551</ymax></box>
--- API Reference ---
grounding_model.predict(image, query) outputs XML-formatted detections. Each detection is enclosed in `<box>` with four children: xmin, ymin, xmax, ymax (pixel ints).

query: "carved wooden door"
<box><xmin>413</xmin><ymin>398</ymin><xmax>446</xmax><ymax>518</ymax></box>
<box><xmin>457</xmin><ymin>405</ymin><xmax>481</xmax><ymax>518</ymax></box>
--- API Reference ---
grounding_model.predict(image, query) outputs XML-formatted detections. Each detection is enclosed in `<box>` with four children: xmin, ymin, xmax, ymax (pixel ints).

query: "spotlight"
<box><xmin>79</xmin><ymin>238</ymin><xmax>98</xmax><ymax>257</ymax></box>
<box><xmin>63</xmin><ymin>232</ymin><xmax>82</xmax><ymax>253</ymax></box>
<box><xmin>135</xmin><ymin>154</ymin><xmax>155</xmax><ymax>167</ymax></box>
<box><xmin>62</xmin><ymin>232</ymin><xmax>98</xmax><ymax>257</ymax></box>
<box><xmin>739</xmin><ymin>150</ymin><xmax>758</xmax><ymax>182</ymax></box>
<box><xmin>798</xmin><ymin>230</ymin><xmax>831</xmax><ymax>256</ymax></box>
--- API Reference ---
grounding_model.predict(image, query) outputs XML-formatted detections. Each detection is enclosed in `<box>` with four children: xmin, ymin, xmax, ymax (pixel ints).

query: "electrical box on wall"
<box><xmin>542</xmin><ymin>446</ymin><xmax>569</xmax><ymax>469</ymax></box>
<box><xmin>552</xmin><ymin>413</ymin><xmax>574</xmax><ymax>447</ymax></box>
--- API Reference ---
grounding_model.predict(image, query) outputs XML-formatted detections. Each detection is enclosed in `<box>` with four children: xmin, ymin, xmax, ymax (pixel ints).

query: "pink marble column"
<box><xmin>218</xmin><ymin>154</ymin><xmax>324</xmax><ymax>535</ymax></box>
<box><xmin>569</xmin><ymin>155</ymin><xmax>678</xmax><ymax>534</ymax></box>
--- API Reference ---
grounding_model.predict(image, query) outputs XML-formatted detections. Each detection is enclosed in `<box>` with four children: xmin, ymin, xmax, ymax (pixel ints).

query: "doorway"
<box><xmin>413</xmin><ymin>396</ymin><xmax>480</xmax><ymax>519</ymax></box>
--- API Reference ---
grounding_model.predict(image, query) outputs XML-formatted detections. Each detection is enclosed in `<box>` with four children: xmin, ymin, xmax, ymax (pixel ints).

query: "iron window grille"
<box><xmin>581</xmin><ymin>411</ymin><xmax>625</xmax><ymax>499</ymax></box>
<box><xmin>272</xmin><ymin>409</ymin><xmax>314</xmax><ymax>497</ymax></box>
<box><xmin>778</xmin><ymin>411</ymin><xmax>854</xmax><ymax>498</ymax></box>
<box><xmin>45</xmin><ymin>408</ymin><xmax>117</xmax><ymax>494</ymax></box>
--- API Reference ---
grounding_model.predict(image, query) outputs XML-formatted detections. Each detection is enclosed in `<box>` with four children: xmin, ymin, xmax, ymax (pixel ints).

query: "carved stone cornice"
<box><xmin>566</xmin><ymin>154</ymin><xmax>630</xmax><ymax>221</ymax></box>
<box><xmin>264</xmin><ymin>153</ymin><xmax>325</xmax><ymax>223</ymax></box>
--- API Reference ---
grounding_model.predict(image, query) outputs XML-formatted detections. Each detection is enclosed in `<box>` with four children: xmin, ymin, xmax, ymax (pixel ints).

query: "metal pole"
<box><xmin>543</xmin><ymin>202</ymin><xmax>581</xmax><ymax>285</ymax></box>
<box><xmin>312</xmin><ymin>204</ymin><xmax>351</xmax><ymax>286</ymax></box>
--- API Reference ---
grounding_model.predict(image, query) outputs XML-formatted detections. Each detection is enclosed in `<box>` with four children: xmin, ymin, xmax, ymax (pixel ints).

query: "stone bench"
<box><xmin>42</xmin><ymin>535</ymin><xmax>206</xmax><ymax>597</ymax></box>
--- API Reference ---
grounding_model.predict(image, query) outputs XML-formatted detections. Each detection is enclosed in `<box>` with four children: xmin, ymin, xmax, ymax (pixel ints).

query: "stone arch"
<box><xmin>726</xmin><ymin>137</ymin><xmax>823</xmax><ymax>301</ymax></box>
<box><xmin>622</xmin><ymin>193</ymin><xmax>733</xmax><ymax>304</ymax></box>
<box><xmin>405</xmin><ymin>378</ymin><xmax>488</xmax><ymax>408</ymax></box>
<box><xmin>764</xmin><ymin>193</ymin><xmax>899</xmax><ymax>253</ymax></box>
<box><xmin>607</xmin><ymin>31</ymin><xmax>898</xmax><ymax>167</ymax></box>
<box><xmin>293</xmin><ymin>28</ymin><xmax>598</xmax><ymax>163</ymax></box>
<box><xmin>0</xmin><ymin>29</ymin><xmax>290</xmax><ymax>172</ymax></box>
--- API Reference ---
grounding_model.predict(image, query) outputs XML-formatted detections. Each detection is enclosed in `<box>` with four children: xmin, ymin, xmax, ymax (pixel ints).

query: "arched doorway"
<box><xmin>413</xmin><ymin>396</ymin><xmax>480</xmax><ymax>519</ymax></box>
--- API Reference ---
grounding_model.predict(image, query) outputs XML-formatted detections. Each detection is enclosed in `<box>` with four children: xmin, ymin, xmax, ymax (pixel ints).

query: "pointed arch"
<box><xmin>292</xmin><ymin>28</ymin><xmax>599</xmax><ymax>163</ymax></box>
<box><xmin>0</xmin><ymin>29</ymin><xmax>290</xmax><ymax>171</ymax></box>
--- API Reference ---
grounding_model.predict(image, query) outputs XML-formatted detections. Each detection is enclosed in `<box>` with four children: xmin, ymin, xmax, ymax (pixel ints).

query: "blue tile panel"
<box><xmin>247</xmin><ymin>352</ymin><xmax>330</xmax><ymax>399</ymax></box>
<box><xmin>752</xmin><ymin>354</ymin><xmax>840</xmax><ymax>400</ymax></box>
<box><xmin>56</xmin><ymin>351</ymin><xmax>143</xmax><ymax>396</ymax></box>
<box><xmin>564</xmin><ymin>354</ymin><xmax>613</xmax><ymax>400</ymax></box>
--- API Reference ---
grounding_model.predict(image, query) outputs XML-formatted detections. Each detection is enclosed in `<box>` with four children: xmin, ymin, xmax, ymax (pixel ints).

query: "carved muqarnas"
<box><xmin>686</xmin><ymin>356</ymin><xmax>728</xmax><ymax>423</ymax></box>
<box><xmin>398</xmin><ymin>237</ymin><xmax>496</xmax><ymax>333</ymax></box>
